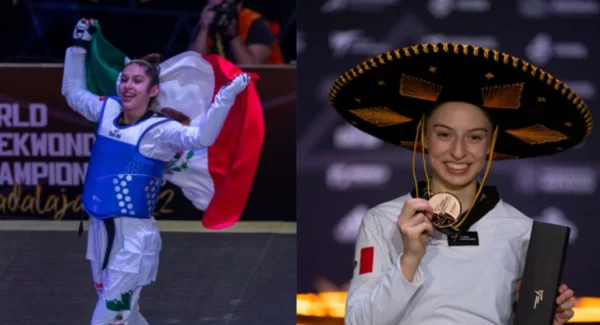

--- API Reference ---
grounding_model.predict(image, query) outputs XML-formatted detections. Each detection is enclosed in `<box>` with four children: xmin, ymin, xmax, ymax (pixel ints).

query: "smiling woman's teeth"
<box><xmin>446</xmin><ymin>163</ymin><xmax>467</xmax><ymax>170</ymax></box>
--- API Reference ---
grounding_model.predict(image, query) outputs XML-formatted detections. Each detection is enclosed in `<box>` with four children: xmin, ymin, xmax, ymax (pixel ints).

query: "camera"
<box><xmin>210</xmin><ymin>1</ymin><xmax>238</xmax><ymax>34</ymax></box>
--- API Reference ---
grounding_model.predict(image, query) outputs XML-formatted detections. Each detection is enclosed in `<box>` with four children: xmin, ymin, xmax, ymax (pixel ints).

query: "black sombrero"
<box><xmin>328</xmin><ymin>43</ymin><xmax>593</xmax><ymax>160</ymax></box>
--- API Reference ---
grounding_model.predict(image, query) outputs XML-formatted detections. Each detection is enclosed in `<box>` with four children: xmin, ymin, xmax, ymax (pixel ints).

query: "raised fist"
<box><xmin>72</xmin><ymin>18</ymin><xmax>97</xmax><ymax>46</ymax></box>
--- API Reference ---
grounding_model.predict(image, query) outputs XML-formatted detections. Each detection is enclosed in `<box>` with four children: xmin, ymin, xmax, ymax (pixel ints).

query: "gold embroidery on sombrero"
<box><xmin>349</xmin><ymin>107</ymin><xmax>413</xmax><ymax>127</ymax></box>
<box><xmin>400</xmin><ymin>141</ymin><xmax>426</xmax><ymax>153</ymax></box>
<box><xmin>529</xmin><ymin>64</ymin><xmax>539</xmax><ymax>76</ymax></box>
<box><xmin>451</xmin><ymin>43</ymin><xmax>460</xmax><ymax>54</ymax></box>
<box><xmin>506</xmin><ymin>125</ymin><xmax>569</xmax><ymax>145</ymax></box>
<box><xmin>481</xmin><ymin>83</ymin><xmax>525</xmax><ymax>109</ymax></box>
<box><xmin>362</xmin><ymin>58</ymin><xmax>379</xmax><ymax>71</ymax></box>
<box><xmin>491</xmin><ymin>152</ymin><xmax>518</xmax><ymax>160</ymax></box>
<box><xmin>399</xmin><ymin>74</ymin><xmax>443</xmax><ymax>102</ymax></box>
<box><xmin>411</xmin><ymin>45</ymin><xmax>421</xmax><ymax>54</ymax></box>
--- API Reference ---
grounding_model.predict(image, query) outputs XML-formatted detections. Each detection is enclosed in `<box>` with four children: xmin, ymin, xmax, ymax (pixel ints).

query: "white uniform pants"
<box><xmin>86</xmin><ymin>216</ymin><xmax>162</xmax><ymax>325</ymax></box>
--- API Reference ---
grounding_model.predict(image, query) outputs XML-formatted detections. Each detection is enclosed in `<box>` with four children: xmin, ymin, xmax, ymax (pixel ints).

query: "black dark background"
<box><xmin>0</xmin><ymin>0</ymin><xmax>296</xmax><ymax>63</ymax></box>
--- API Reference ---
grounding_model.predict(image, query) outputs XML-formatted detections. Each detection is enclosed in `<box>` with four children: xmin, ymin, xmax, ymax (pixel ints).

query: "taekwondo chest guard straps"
<box><xmin>82</xmin><ymin>97</ymin><xmax>172</xmax><ymax>219</ymax></box>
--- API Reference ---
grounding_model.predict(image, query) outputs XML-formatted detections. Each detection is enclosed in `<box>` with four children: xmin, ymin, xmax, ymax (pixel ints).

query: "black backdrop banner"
<box><xmin>297</xmin><ymin>0</ymin><xmax>600</xmax><ymax>297</ymax></box>
<box><xmin>0</xmin><ymin>65</ymin><xmax>296</xmax><ymax>223</ymax></box>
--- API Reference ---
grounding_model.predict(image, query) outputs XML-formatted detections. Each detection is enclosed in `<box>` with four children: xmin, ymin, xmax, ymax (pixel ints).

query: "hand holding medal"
<box><xmin>397</xmin><ymin>198</ymin><xmax>435</xmax><ymax>281</ymax></box>
<box><xmin>397</xmin><ymin>192</ymin><xmax>464</xmax><ymax>258</ymax></box>
<box><xmin>396</xmin><ymin>198</ymin><xmax>435</xmax><ymax>260</ymax></box>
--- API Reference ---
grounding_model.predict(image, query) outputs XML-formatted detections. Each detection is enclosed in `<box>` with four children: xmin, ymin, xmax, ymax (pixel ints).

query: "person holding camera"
<box><xmin>190</xmin><ymin>0</ymin><xmax>285</xmax><ymax>65</ymax></box>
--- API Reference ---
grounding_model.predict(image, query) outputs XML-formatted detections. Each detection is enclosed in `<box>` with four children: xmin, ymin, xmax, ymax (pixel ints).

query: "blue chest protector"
<box><xmin>82</xmin><ymin>97</ymin><xmax>172</xmax><ymax>219</ymax></box>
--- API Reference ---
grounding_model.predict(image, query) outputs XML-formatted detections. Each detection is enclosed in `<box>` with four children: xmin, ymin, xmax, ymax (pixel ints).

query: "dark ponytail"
<box><xmin>126</xmin><ymin>53</ymin><xmax>162</xmax><ymax>87</ymax></box>
<box><xmin>140</xmin><ymin>53</ymin><xmax>163</xmax><ymax>67</ymax></box>
<box><xmin>156</xmin><ymin>107</ymin><xmax>192</xmax><ymax>126</ymax></box>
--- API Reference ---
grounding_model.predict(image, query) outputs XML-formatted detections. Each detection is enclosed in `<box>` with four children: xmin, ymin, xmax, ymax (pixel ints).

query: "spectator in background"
<box><xmin>190</xmin><ymin>0</ymin><xmax>286</xmax><ymax>65</ymax></box>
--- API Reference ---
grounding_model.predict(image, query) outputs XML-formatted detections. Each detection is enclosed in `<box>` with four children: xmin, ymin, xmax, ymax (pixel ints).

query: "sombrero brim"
<box><xmin>328</xmin><ymin>43</ymin><xmax>593</xmax><ymax>160</ymax></box>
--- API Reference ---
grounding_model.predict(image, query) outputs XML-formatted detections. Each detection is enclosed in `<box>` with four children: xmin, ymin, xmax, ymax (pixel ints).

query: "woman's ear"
<box><xmin>149</xmin><ymin>84</ymin><xmax>160</xmax><ymax>98</ymax></box>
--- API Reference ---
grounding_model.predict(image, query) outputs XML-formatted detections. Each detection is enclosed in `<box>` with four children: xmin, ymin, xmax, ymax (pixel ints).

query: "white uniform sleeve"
<box><xmin>345</xmin><ymin>211</ymin><xmax>426</xmax><ymax>325</ymax></box>
<box><xmin>188</xmin><ymin>79</ymin><xmax>241</xmax><ymax>142</ymax></box>
<box><xmin>156</xmin><ymin>87</ymin><xmax>238</xmax><ymax>151</ymax></box>
<box><xmin>155</xmin><ymin>119</ymin><xmax>217</xmax><ymax>153</ymax></box>
<box><xmin>61</xmin><ymin>46</ymin><xmax>104</xmax><ymax>122</ymax></box>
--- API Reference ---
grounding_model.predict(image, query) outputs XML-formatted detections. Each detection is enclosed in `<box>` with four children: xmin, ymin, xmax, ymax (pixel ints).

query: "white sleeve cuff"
<box><xmin>396</xmin><ymin>253</ymin><xmax>426</xmax><ymax>286</ymax></box>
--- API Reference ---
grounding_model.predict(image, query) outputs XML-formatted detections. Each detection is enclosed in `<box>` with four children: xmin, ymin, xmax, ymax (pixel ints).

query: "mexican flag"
<box><xmin>84</xmin><ymin>22</ymin><xmax>265</xmax><ymax>229</ymax></box>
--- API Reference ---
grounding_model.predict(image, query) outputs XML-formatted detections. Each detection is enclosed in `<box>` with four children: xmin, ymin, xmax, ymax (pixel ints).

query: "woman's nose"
<box><xmin>451</xmin><ymin>139</ymin><xmax>467</xmax><ymax>160</ymax></box>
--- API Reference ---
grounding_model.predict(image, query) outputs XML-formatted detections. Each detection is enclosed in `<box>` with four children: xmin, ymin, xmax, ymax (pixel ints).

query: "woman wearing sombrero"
<box><xmin>331</xmin><ymin>43</ymin><xmax>589</xmax><ymax>324</ymax></box>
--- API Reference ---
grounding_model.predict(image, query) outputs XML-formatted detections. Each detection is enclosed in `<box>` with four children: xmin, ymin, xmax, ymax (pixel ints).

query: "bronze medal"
<box><xmin>428</xmin><ymin>192</ymin><xmax>462</xmax><ymax>229</ymax></box>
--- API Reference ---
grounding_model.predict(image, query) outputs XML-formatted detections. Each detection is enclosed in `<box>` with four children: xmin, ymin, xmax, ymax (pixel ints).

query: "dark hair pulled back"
<box><xmin>124</xmin><ymin>53</ymin><xmax>191</xmax><ymax>125</ymax></box>
<box><xmin>125</xmin><ymin>53</ymin><xmax>162</xmax><ymax>88</ymax></box>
